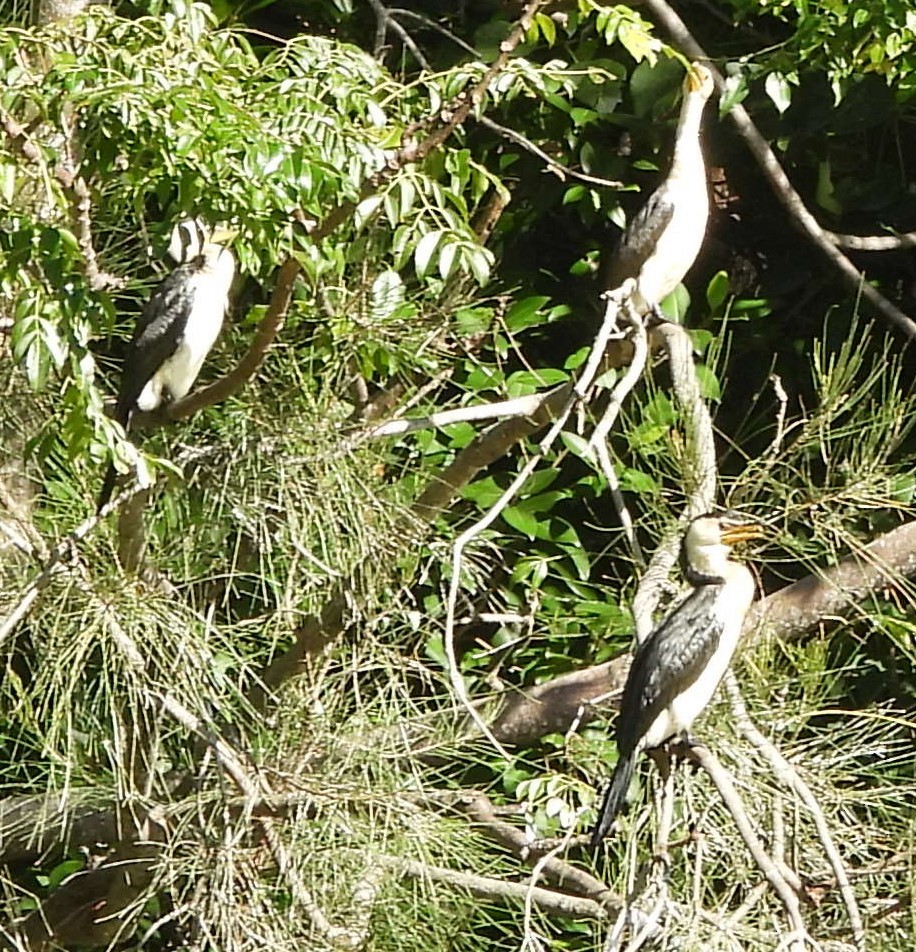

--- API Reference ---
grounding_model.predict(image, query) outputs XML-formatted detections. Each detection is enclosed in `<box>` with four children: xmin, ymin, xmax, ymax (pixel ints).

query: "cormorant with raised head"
<box><xmin>97</xmin><ymin>217</ymin><xmax>235</xmax><ymax>512</ymax></box>
<box><xmin>590</xmin><ymin>512</ymin><xmax>762</xmax><ymax>847</ymax></box>
<box><xmin>604</xmin><ymin>62</ymin><xmax>716</xmax><ymax>316</ymax></box>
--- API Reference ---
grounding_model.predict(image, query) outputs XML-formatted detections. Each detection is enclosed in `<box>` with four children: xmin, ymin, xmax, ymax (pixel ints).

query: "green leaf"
<box><xmin>503</xmin><ymin>505</ymin><xmax>539</xmax><ymax>539</ymax></box>
<box><xmin>660</xmin><ymin>283</ymin><xmax>690</xmax><ymax>322</ymax></box>
<box><xmin>705</xmin><ymin>271</ymin><xmax>730</xmax><ymax>313</ymax></box>
<box><xmin>560</xmin><ymin>431</ymin><xmax>591</xmax><ymax>459</ymax></box>
<box><xmin>463</xmin><ymin>475</ymin><xmax>507</xmax><ymax>508</ymax></box>
<box><xmin>505</xmin><ymin>295</ymin><xmax>551</xmax><ymax>332</ymax></box>
<box><xmin>48</xmin><ymin>859</ymin><xmax>84</xmax><ymax>889</ymax></box>
<box><xmin>414</xmin><ymin>230</ymin><xmax>442</xmax><ymax>279</ymax></box>
<box><xmin>694</xmin><ymin>363</ymin><xmax>722</xmax><ymax>401</ymax></box>
<box><xmin>620</xmin><ymin>467</ymin><xmax>660</xmax><ymax>493</ymax></box>
<box><xmin>764</xmin><ymin>71</ymin><xmax>793</xmax><ymax>115</ymax></box>
<box><xmin>534</xmin><ymin>11</ymin><xmax>556</xmax><ymax>46</ymax></box>
<box><xmin>520</xmin><ymin>468</ymin><xmax>560</xmax><ymax>496</ymax></box>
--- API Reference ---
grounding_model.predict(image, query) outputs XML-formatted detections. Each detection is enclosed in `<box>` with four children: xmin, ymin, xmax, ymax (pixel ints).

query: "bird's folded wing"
<box><xmin>615</xmin><ymin>585</ymin><xmax>722</xmax><ymax>753</ymax></box>
<box><xmin>603</xmin><ymin>187</ymin><xmax>675</xmax><ymax>292</ymax></box>
<box><xmin>115</xmin><ymin>268</ymin><xmax>193</xmax><ymax>422</ymax></box>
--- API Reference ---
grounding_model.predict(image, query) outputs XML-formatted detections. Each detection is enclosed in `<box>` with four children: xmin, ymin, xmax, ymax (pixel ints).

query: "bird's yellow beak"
<box><xmin>208</xmin><ymin>225</ymin><xmax>237</xmax><ymax>245</ymax></box>
<box><xmin>720</xmin><ymin>521</ymin><xmax>765</xmax><ymax>545</ymax></box>
<box><xmin>684</xmin><ymin>62</ymin><xmax>714</xmax><ymax>94</ymax></box>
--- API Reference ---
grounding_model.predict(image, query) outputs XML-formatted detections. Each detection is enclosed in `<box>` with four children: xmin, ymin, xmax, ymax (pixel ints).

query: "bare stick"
<box><xmin>594</xmin><ymin>439</ymin><xmax>645</xmax><ymax>570</ymax></box>
<box><xmin>686</xmin><ymin>743</ymin><xmax>809</xmax><ymax>946</ymax></box>
<box><xmin>367</xmin><ymin>391</ymin><xmax>554</xmax><ymax>438</ymax></box>
<box><xmin>375</xmin><ymin>853</ymin><xmax>611</xmax><ymax>920</ymax></box>
<box><xmin>451</xmin><ymin>790</ymin><xmax>619</xmax><ymax>901</ymax></box>
<box><xmin>826</xmin><ymin>230</ymin><xmax>916</xmax><ymax>251</ymax></box>
<box><xmin>522</xmin><ymin>820</ymin><xmax>587</xmax><ymax>949</ymax></box>
<box><xmin>724</xmin><ymin>674</ymin><xmax>865</xmax><ymax>950</ymax></box>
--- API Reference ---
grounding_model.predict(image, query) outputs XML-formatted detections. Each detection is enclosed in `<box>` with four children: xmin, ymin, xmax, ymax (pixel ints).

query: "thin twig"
<box><xmin>365</xmin><ymin>0</ymin><xmax>432</xmax><ymax>70</ymax></box>
<box><xmin>389</xmin><ymin>8</ymin><xmax>479</xmax><ymax>56</ymax></box>
<box><xmin>724</xmin><ymin>674</ymin><xmax>865</xmax><ymax>950</ymax></box>
<box><xmin>826</xmin><ymin>230</ymin><xmax>916</xmax><ymax>251</ymax></box>
<box><xmin>522</xmin><ymin>819</ymin><xmax>587</xmax><ymax>949</ymax></box>
<box><xmin>687</xmin><ymin>743</ymin><xmax>809</xmax><ymax>948</ymax></box>
<box><xmin>478</xmin><ymin>115</ymin><xmax>626</xmax><ymax>189</ymax></box>
<box><xmin>453</xmin><ymin>790</ymin><xmax>620</xmax><ymax>902</ymax></box>
<box><xmin>594</xmin><ymin>439</ymin><xmax>646</xmax><ymax>570</ymax></box>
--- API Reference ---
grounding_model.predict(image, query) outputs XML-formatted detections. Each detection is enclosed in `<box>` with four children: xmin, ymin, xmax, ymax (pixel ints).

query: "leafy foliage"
<box><xmin>2</xmin><ymin>0</ymin><xmax>916</xmax><ymax>949</ymax></box>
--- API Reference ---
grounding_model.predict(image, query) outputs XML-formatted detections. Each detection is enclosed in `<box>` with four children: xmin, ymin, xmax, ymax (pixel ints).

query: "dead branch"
<box><xmin>685</xmin><ymin>743</ymin><xmax>809</xmax><ymax>948</ymax></box>
<box><xmin>373</xmin><ymin>853</ymin><xmax>611</xmax><ymax>921</ymax></box>
<box><xmin>826</xmin><ymin>230</ymin><xmax>916</xmax><ymax>252</ymax></box>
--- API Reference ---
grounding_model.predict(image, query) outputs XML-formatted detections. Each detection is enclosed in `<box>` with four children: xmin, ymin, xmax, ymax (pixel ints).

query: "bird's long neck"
<box><xmin>668</xmin><ymin>89</ymin><xmax>707</xmax><ymax>184</ymax></box>
<box><xmin>683</xmin><ymin>542</ymin><xmax>730</xmax><ymax>586</ymax></box>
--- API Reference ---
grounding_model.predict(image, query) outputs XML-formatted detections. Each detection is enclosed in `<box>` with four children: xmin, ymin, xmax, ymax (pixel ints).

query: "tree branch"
<box><xmin>685</xmin><ymin>743</ymin><xmax>810</xmax><ymax>948</ymax></box>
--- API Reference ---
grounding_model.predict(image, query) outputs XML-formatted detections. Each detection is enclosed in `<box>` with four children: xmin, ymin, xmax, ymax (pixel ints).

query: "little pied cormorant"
<box><xmin>590</xmin><ymin>512</ymin><xmax>762</xmax><ymax>847</ymax></box>
<box><xmin>97</xmin><ymin>218</ymin><xmax>235</xmax><ymax>512</ymax></box>
<box><xmin>604</xmin><ymin>62</ymin><xmax>716</xmax><ymax>316</ymax></box>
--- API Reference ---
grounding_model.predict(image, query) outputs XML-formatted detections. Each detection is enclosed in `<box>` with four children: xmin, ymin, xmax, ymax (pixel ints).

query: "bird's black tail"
<box><xmin>590</xmin><ymin>750</ymin><xmax>636</xmax><ymax>848</ymax></box>
<box><xmin>97</xmin><ymin>462</ymin><xmax>118</xmax><ymax>514</ymax></box>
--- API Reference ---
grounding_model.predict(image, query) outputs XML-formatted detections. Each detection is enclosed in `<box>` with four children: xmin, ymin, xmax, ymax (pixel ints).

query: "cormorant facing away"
<box><xmin>97</xmin><ymin>218</ymin><xmax>235</xmax><ymax>512</ymax></box>
<box><xmin>604</xmin><ymin>62</ymin><xmax>716</xmax><ymax>316</ymax></box>
<box><xmin>590</xmin><ymin>512</ymin><xmax>762</xmax><ymax>847</ymax></box>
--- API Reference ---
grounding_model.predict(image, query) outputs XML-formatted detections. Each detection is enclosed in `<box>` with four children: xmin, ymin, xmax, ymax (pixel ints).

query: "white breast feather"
<box><xmin>137</xmin><ymin>252</ymin><xmax>232</xmax><ymax>410</ymax></box>
<box><xmin>636</xmin><ymin>142</ymin><xmax>709</xmax><ymax>306</ymax></box>
<box><xmin>638</xmin><ymin>183</ymin><xmax>708</xmax><ymax>305</ymax></box>
<box><xmin>641</xmin><ymin>564</ymin><xmax>754</xmax><ymax>750</ymax></box>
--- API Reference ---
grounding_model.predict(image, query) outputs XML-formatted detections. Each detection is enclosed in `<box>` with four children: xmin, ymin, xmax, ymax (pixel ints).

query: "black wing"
<box><xmin>113</xmin><ymin>263</ymin><xmax>196</xmax><ymax>425</ymax></box>
<box><xmin>603</xmin><ymin>184</ymin><xmax>675</xmax><ymax>291</ymax></box>
<box><xmin>615</xmin><ymin>583</ymin><xmax>724</xmax><ymax>755</ymax></box>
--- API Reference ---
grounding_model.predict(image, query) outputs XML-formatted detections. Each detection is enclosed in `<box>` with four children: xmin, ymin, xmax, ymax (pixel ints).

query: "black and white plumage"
<box><xmin>590</xmin><ymin>513</ymin><xmax>761</xmax><ymax>847</ymax></box>
<box><xmin>604</xmin><ymin>62</ymin><xmax>716</xmax><ymax>315</ymax></box>
<box><xmin>97</xmin><ymin>218</ymin><xmax>235</xmax><ymax>511</ymax></box>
